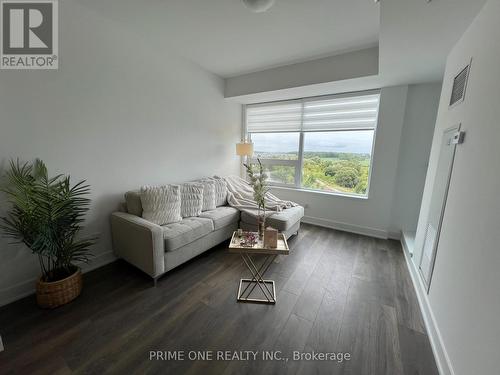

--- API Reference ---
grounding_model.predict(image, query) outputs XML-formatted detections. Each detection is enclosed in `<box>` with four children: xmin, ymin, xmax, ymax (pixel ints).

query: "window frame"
<box><xmin>244</xmin><ymin>90</ymin><xmax>380</xmax><ymax>198</ymax></box>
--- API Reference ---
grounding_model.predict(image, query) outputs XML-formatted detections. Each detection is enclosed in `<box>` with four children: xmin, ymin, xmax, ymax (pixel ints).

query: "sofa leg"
<box><xmin>153</xmin><ymin>277</ymin><xmax>158</xmax><ymax>287</ymax></box>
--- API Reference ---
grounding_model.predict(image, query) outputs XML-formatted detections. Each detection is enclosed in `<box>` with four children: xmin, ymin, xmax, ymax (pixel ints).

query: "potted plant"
<box><xmin>243</xmin><ymin>158</ymin><xmax>269</xmax><ymax>239</ymax></box>
<box><xmin>0</xmin><ymin>159</ymin><xmax>96</xmax><ymax>308</ymax></box>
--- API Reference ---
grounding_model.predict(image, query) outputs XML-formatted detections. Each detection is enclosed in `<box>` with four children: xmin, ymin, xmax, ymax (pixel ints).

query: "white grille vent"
<box><xmin>449</xmin><ymin>64</ymin><xmax>470</xmax><ymax>107</ymax></box>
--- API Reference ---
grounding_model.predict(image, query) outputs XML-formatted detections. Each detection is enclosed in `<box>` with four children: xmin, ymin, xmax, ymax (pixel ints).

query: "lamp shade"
<box><xmin>236</xmin><ymin>142</ymin><xmax>254</xmax><ymax>156</ymax></box>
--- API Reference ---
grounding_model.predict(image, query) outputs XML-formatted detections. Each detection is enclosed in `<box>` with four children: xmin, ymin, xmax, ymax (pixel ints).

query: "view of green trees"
<box><xmin>256</xmin><ymin>152</ymin><xmax>371</xmax><ymax>195</ymax></box>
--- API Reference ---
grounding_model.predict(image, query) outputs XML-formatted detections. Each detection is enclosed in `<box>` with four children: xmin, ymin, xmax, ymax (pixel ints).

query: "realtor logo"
<box><xmin>1</xmin><ymin>0</ymin><xmax>58</xmax><ymax>69</ymax></box>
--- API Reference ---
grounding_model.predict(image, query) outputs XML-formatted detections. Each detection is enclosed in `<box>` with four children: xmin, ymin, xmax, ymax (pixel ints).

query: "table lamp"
<box><xmin>236</xmin><ymin>141</ymin><xmax>253</xmax><ymax>157</ymax></box>
<box><xmin>236</xmin><ymin>140</ymin><xmax>253</xmax><ymax>177</ymax></box>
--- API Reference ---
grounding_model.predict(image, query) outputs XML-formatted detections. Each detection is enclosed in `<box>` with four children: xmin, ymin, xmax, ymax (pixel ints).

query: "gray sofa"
<box><xmin>240</xmin><ymin>206</ymin><xmax>304</xmax><ymax>239</ymax></box>
<box><xmin>110</xmin><ymin>190</ymin><xmax>303</xmax><ymax>285</ymax></box>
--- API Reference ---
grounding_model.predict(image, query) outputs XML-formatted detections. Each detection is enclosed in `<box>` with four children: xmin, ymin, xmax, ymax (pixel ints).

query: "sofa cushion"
<box><xmin>240</xmin><ymin>206</ymin><xmax>304</xmax><ymax>231</ymax></box>
<box><xmin>140</xmin><ymin>185</ymin><xmax>182</xmax><ymax>225</ymax></box>
<box><xmin>162</xmin><ymin>217</ymin><xmax>214</xmax><ymax>252</ymax></box>
<box><xmin>199</xmin><ymin>206</ymin><xmax>240</xmax><ymax>230</ymax></box>
<box><xmin>180</xmin><ymin>183</ymin><xmax>204</xmax><ymax>218</ymax></box>
<box><xmin>125</xmin><ymin>190</ymin><xmax>142</xmax><ymax>217</ymax></box>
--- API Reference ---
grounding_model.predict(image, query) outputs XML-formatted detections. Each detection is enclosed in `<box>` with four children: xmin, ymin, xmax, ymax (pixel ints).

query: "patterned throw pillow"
<box><xmin>180</xmin><ymin>183</ymin><xmax>204</xmax><ymax>218</ymax></box>
<box><xmin>211</xmin><ymin>176</ymin><xmax>228</xmax><ymax>207</ymax></box>
<box><xmin>197</xmin><ymin>180</ymin><xmax>216</xmax><ymax>211</ymax></box>
<box><xmin>140</xmin><ymin>185</ymin><xmax>181</xmax><ymax>225</ymax></box>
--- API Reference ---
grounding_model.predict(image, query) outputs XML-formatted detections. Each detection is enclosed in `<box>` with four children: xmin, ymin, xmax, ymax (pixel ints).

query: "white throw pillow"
<box><xmin>181</xmin><ymin>183</ymin><xmax>204</xmax><ymax>217</ymax></box>
<box><xmin>198</xmin><ymin>180</ymin><xmax>216</xmax><ymax>211</ymax></box>
<box><xmin>210</xmin><ymin>176</ymin><xmax>228</xmax><ymax>207</ymax></box>
<box><xmin>140</xmin><ymin>185</ymin><xmax>181</xmax><ymax>225</ymax></box>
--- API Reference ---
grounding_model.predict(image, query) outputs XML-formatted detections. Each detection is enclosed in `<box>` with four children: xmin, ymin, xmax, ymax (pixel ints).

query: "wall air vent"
<box><xmin>449</xmin><ymin>63</ymin><xmax>470</xmax><ymax>107</ymax></box>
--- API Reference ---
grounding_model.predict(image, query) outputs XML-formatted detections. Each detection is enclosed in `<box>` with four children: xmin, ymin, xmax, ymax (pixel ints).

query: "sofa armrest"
<box><xmin>110</xmin><ymin>212</ymin><xmax>165</xmax><ymax>278</ymax></box>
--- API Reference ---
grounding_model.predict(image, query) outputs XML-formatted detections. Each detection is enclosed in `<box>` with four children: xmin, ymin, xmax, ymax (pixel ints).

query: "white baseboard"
<box><xmin>400</xmin><ymin>239</ymin><xmax>455</xmax><ymax>375</ymax></box>
<box><xmin>0</xmin><ymin>251</ymin><xmax>116</xmax><ymax>307</ymax></box>
<box><xmin>387</xmin><ymin>231</ymin><xmax>402</xmax><ymax>240</ymax></box>
<box><xmin>401</xmin><ymin>231</ymin><xmax>416</xmax><ymax>256</ymax></box>
<box><xmin>302</xmin><ymin>215</ymin><xmax>389</xmax><ymax>239</ymax></box>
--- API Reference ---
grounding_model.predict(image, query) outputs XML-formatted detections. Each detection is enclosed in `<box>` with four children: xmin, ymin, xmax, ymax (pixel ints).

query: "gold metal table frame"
<box><xmin>228</xmin><ymin>231</ymin><xmax>289</xmax><ymax>305</ymax></box>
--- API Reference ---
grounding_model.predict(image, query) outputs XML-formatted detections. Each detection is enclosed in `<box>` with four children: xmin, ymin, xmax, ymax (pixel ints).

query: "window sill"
<box><xmin>269</xmin><ymin>185</ymin><xmax>369</xmax><ymax>200</ymax></box>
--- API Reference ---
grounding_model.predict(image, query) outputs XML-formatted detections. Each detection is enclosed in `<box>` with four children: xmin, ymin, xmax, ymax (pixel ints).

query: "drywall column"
<box><xmin>389</xmin><ymin>83</ymin><xmax>441</xmax><ymax>236</ymax></box>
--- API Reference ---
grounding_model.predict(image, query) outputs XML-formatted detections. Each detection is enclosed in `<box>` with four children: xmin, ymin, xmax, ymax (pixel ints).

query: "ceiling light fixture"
<box><xmin>242</xmin><ymin>0</ymin><xmax>275</xmax><ymax>13</ymax></box>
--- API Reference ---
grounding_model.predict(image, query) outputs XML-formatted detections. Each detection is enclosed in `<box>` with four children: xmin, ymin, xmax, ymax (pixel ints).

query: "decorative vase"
<box><xmin>36</xmin><ymin>267</ymin><xmax>82</xmax><ymax>309</ymax></box>
<box><xmin>258</xmin><ymin>217</ymin><xmax>265</xmax><ymax>240</ymax></box>
<box><xmin>264</xmin><ymin>226</ymin><xmax>278</xmax><ymax>248</ymax></box>
<box><xmin>258</xmin><ymin>210</ymin><xmax>266</xmax><ymax>240</ymax></box>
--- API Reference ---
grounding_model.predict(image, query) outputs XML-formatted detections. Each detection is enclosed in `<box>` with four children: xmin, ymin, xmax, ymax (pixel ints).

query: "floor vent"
<box><xmin>449</xmin><ymin>63</ymin><xmax>470</xmax><ymax>107</ymax></box>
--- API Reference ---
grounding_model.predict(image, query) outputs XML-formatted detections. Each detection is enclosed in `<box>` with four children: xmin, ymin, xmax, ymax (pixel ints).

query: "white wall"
<box><xmin>0</xmin><ymin>0</ymin><xmax>241</xmax><ymax>306</ymax></box>
<box><xmin>412</xmin><ymin>1</ymin><xmax>500</xmax><ymax>374</ymax></box>
<box><xmin>225</xmin><ymin>47</ymin><xmax>379</xmax><ymax>98</ymax></box>
<box><xmin>390</xmin><ymin>83</ymin><xmax>442</xmax><ymax>234</ymax></box>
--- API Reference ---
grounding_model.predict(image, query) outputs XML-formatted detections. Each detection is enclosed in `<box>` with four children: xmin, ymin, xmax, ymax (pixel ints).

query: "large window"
<box><xmin>246</xmin><ymin>91</ymin><xmax>380</xmax><ymax>197</ymax></box>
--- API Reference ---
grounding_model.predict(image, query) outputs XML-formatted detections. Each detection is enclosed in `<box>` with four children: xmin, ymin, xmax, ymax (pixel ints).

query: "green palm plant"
<box><xmin>0</xmin><ymin>159</ymin><xmax>95</xmax><ymax>282</ymax></box>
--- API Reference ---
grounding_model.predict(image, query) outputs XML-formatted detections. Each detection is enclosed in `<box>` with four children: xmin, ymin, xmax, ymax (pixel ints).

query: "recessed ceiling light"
<box><xmin>242</xmin><ymin>0</ymin><xmax>275</xmax><ymax>13</ymax></box>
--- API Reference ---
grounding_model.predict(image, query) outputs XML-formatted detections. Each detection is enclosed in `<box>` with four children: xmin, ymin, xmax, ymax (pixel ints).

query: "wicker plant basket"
<box><xmin>36</xmin><ymin>268</ymin><xmax>82</xmax><ymax>309</ymax></box>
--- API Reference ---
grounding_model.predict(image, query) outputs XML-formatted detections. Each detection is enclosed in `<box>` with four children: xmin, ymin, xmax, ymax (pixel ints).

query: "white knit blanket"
<box><xmin>224</xmin><ymin>175</ymin><xmax>298</xmax><ymax>218</ymax></box>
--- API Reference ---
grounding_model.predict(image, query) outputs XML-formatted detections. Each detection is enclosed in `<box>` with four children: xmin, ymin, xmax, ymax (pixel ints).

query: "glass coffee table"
<box><xmin>228</xmin><ymin>231</ymin><xmax>289</xmax><ymax>304</ymax></box>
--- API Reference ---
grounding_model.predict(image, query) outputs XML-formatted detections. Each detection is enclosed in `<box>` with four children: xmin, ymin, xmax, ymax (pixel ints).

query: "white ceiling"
<box><xmin>225</xmin><ymin>0</ymin><xmax>488</xmax><ymax>102</ymax></box>
<box><xmin>81</xmin><ymin>0</ymin><xmax>487</xmax><ymax>96</ymax></box>
<box><xmin>80</xmin><ymin>0</ymin><xmax>380</xmax><ymax>78</ymax></box>
<box><xmin>379</xmin><ymin>0</ymin><xmax>487</xmax><ymax>85</ymax></box>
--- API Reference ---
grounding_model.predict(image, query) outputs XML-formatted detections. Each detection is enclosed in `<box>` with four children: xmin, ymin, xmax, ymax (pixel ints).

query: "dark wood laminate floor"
<box><xmin>0</xmin><ymin>224</ymin><xmax>438</xmax><ymax>375</ymax></box>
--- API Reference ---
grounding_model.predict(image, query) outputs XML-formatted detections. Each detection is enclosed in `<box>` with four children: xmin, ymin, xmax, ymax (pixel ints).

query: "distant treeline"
<box><xmin>302</xmin><ymin>151</ymin><xmax>370</xmax><ymax>159</ymax></box>
<box><xmin>255</xmin><ymin>151</ymin><xmax>370</xmax><ymax>160</ymax></box>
